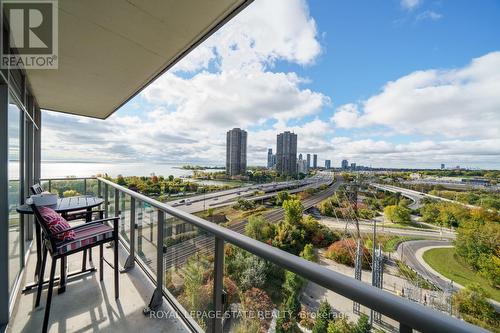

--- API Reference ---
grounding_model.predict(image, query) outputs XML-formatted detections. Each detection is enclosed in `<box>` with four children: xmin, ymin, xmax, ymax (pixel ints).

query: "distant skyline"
<box><xmin>41</xmin><ymin>0</ymin><xmax>500</xmax><ymax>169</ymax></box>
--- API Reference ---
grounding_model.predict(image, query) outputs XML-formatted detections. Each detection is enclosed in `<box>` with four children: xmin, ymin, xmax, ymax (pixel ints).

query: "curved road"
<box><xmin>398</xmin><ymin>240</ymin><xmax>500</xmax><ymax>312</ymax></box>
<box><xmin>397</xmin><ymin>240</ymin><xmax>453</xmax><ymax>291</ymax></box>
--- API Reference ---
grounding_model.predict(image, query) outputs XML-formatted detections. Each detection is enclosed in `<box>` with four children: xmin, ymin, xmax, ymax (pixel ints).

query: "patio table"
<box><xmin>17</xmin><ymin>196</ymin><xmax>105</xmax><ymax>294</ymax></box>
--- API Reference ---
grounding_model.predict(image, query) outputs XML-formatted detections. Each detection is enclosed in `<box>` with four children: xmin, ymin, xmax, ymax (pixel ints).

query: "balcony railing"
<box><xmin>36</xmin><ymin>176</ymin><xmax>486</xmax><ymax>333</ymax></box>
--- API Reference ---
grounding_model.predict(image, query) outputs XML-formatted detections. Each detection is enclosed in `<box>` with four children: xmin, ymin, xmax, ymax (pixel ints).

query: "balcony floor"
<box><xmin>8</xmin><ymin>240</ymin><xmax>190</xmax><ymax>333</ymax></box>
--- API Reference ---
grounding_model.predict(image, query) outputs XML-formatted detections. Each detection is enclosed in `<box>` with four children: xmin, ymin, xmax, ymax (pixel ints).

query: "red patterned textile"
<box><xmin>38</xmin><ymin>206</ymin><xmax>76</xmax><ymax>241</ymax></box>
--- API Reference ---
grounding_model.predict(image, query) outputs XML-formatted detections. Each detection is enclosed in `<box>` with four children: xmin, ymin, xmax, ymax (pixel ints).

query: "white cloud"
<box><xmin>332</xmin><ymin>52</ymin><xmax>500</xmax><ymax>139</ymax></box>
<box><xmin>416</xmin><ymin>10</ymin><xmax>442</xmax><ymax>21</ymax></box>
<box><xmin>324</xmin><ymin>137</ymin><xmax>500</xmax><ymax>168</ymax></box>
<box><xmin>42</xmin><ymin>0</ymin><xmax>327</xmax><ymax>165</ymax></box>
<box><xmin>172</xmin><ymin>0</ymin><xmax>321</xmax><ymax>73</ymax></box>
<box><xmin>400</xmin><ymin>0</ymin><xmax>422</xmax><ymax>11</ymax></box>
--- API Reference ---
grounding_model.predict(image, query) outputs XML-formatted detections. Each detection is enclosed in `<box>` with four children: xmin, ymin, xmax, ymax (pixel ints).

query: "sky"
<box><xmin>42</xmin><ymin>0</ymin><xmax>500</xmax><ymax>169</ymax></box>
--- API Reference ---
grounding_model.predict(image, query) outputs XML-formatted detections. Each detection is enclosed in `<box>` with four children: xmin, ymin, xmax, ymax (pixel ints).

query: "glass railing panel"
<box><xmin>134</xmin><ymin>200</ymin><xmax>159</xmax><ymax>273</ymax></box>
<box><xmin>40</xmin><ymin>180</ymin><xmax>50</xmax><ymax>193</ymax></box>
<box><xmin>119</xmin><ymin>193</ymin><xmax>131</xmax><ymax>242</ymax></box>
<box><xmin>223</xmin><ymin>245</ymin><xmax>282</xmax><ymax>332</ymax></box>
<box><xmin>85</xmin><ymin>178</ymin><xmax>98</xmax><ymax>196</ymax></box>
<box><xmin>8</xmin><ymin>179</ymin><xmax>21</xmax><ymax>293</ymax></box>
<box><xmin>48</xmin><ymin>179</ymin><xmax>85</xmax><ymax>197</ymax></box>
<box><xmin>163</xmin><ymin>216</ymin><xmax>215</xmax><ymax>331</ymax></box>
<box><xmin>107</xmin><ymin>185</ymin><xmax>115</xmax><ymax>217</ymax></box>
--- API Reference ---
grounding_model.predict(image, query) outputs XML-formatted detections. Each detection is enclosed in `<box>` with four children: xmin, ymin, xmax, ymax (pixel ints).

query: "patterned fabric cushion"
<box><xmin>38</xmin><ymin>206</ymin><xmax>76</xmax><ymax>241</ymax></box>
<box><xmin>56</xmin><ymin>223</ymin><xmax>114</xmax><ymax>255</ymax></box>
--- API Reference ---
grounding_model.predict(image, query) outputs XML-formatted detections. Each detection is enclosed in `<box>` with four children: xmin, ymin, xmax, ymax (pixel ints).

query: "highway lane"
<box><xmin>371</xmin><ymin>183</ymin><xmax>424</xmax><ymax>209</ymax></box>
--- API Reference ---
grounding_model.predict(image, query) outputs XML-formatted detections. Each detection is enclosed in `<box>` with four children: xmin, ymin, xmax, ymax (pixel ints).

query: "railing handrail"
<box><xmin>97</xmin><ymin>177</ymin><xmax>486</xmax><ymax>333</ymax></box>
<box><xmin>40</xmin><ymin>176</ymin><xmax>97</xmax><ymax>181</ymax></box>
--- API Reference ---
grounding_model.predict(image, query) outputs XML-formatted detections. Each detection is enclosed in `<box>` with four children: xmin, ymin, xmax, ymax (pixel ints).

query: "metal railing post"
<box><xmin>122</xmin><ymin>197</ymin><xmax>136</xmax><ymax>272</ymax></box>
<box><xmin>48</xmin><ymin>179</ymin><xmax>52</xmax><ymax>193</ymax></box>
<box><xmin>145</xmin><ymin>210</ymin><xmax>164</xmax><ymax>313</ymax></box>
<box><xmin>97</xmin><ymin>180</ymin><xmax>102</xmax><ymax>198</ymax></box>
<box><xmin>115</xmin><ymin>188</ymin><xmax>120</xmax><ymax>218</ymax></box>
<box><xmin>84</xmin><ymin>178</ymin><xmax>87</xmax><ymax>195</ymax></box>
<box><xmin>213</xmin><ymin>237</ymin><xmax>224</xmax><ymax>333</ymax></box>
<box><xmin>104</xmin><ymin>183</ymin><xmax>109</xmax><ymax>218</ymax></box>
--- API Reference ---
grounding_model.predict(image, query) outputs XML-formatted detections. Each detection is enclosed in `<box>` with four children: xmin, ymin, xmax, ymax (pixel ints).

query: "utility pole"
<box><xmin>347</xmin><ymin>182</ymin><xmax>361</xmax><ymax>239</ymax></box>
<box><xmin>370</xmin><ymin>216</ymin><xmax>378</xmax><ymax>326</ymax></box>
<box><xmin>353</xmin><ymin>239</ymin><xmax>362</xmax><ymax>314</ymax></box>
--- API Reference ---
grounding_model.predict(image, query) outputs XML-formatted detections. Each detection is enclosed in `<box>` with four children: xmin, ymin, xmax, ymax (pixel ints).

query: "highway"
<box><xmin>371</xmin><ymin>183</ymin><xmax>480</xmax><ymax>210</ymax></box>
<box><xmin>161</xmin><ymin>174</ymin><xmax>342</xmax><ymax>268</ymax></box>
<box><xmin>319</xmin><ymin>217</ymin><xmax>455</xmax><ymax>239</ymax></box>
<box><xmin>171</xmin><ymin>172</ymin><xmax>333</xmax><ymax>214</ymax></box>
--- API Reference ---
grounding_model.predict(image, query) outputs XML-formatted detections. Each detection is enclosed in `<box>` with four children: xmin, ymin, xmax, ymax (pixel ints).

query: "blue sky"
<box><xmin>43</xmin><ymin>0</ymin><xmax>500</xmax><ymax>169</ymax></box>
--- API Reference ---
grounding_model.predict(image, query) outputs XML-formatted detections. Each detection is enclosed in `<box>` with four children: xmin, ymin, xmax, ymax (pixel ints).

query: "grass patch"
<box><xmin>423</xmin><ymin>247</ymin><xmax>500</xmax><ymax>302</ymax></box>
<box><xmin>196</xmin><ymin>205</ymin><xmax>271</xmax><ymax>224</ymax></box>
<box><xmin>383</xmin><ymin>236</ymin><xmax>423</xmax><ymax>252</ymax></box>
<box><xmin>377</xmin><ymin>222</ymin><xmax>434</xmax><ymax>230</ymax></box>
<box><xmin>363</xmin><ymin>235</ymin><xmax>425</xmax><ymax>253</ymax></box>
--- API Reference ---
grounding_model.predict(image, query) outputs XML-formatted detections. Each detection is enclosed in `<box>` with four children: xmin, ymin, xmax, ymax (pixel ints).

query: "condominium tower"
<box><xmin>226</xmin><ymin>128</ymin><xmax>247</xmax><ymax>176</ymax></box>
<box><xmin>313</xmin><ymin>154</ymin><xmax>318</xmax><ymax>168</ymax></box>
<box><xmin>276</xmin><ymin>131</ymin><xmax>297</xmax><ymax>176</ymax></box>
<box><xmin>267</xmin><ymin>148</ymin><xmax>274</xmax><ymax>168</ymax></box>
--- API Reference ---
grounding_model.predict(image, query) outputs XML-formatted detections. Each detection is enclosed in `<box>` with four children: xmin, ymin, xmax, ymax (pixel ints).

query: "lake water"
<box><xmin>8</xmin><ymin>161</ymin><xmax>224</xmax><ymax>179</ymax></box>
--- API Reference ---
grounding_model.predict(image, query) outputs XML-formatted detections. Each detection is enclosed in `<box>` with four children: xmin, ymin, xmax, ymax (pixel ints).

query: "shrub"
<box><xmin>312</xmin><ymin>227</ymin><xmax>339</xmax><ymax>248</ymax></box>
<box><xmin>242</xmin><ymin>288</ymin><xmax>274</xmax><ymax>330</ymax></box>
<box><xmin>325</xmin><ymin>239</ymin><xmax>371</xmax><ymax>268</ymax></box>
<box><xmin>232</xmin><ymin>198</ymin><xmax>256</xmax><ymax>210</ymax></box>
<box><xmin>300</xmin><ymin>243</ymin><xmax>317</xmax><ymax>262</ymax></box>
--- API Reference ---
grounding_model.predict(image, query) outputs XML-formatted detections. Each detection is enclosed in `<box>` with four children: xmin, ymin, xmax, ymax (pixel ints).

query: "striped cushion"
<box><xmin>38</xmin><ymin>206</ymin><xmax>75</xmax><ymax>241</ymax></box>
<box><xmin>56</xmin><ymin>223</ymin><xmax>114</xmax><ymax>254</ymax></box>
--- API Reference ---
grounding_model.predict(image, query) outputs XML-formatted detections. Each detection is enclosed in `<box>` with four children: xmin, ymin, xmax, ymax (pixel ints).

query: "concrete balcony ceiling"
<box><xmin>25</xmin><ymin>0</ymin><xmax>252</xmax><ymax>119</ymax></box>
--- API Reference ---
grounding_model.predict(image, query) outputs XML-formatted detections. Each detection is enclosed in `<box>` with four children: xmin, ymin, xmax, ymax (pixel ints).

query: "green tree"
<box><xmin>273</xmin><ymin>199</ymin><xmax>305</xmax><ymax>254</ymax></box>
<box><xmin>283</xmin><ymin>199</ymin><xmax>304</xmax><ymax>225</ymax></box>
<box><xmin>354</xmin><ymin>314</ymin><xmax>371</xmax><ymax>333</ymax></box>
<box><xmin>283</xmin><ymin>271</ymin><xmax>304</xmax><ymax>297</ymax></box>
<box><xmin>245</xmin><ymin>215</ymin><xmax>275</xmax><ymax>242</ymax></box>
<box><xmin>182</xmin><ymin>257</ymin><xmax>205</xmax><ymax>311</ymax></box>
<box><xmin>455</xmin><ymin>217</ymin><xmax>500</xmax><ymax>275</ymax></box>
<box><xmin>327</xmin><ymin>318</ymin><xmax>355</xmax><ymax>333</ymax></box>
<box><xmin>477</xmin><ymin>252</ymin><xmax>500</xmax><ymax>287</ymax></box>
<box><xmin>273</xmin><ymin>221</ymin><xmax>304</xmax><ymax>255</ymax></box>
<box><xmin>384</xmin><ymin>205</ymin><xmax>411</xmax><ymax>224</ymax></box>
<box><xmin>452</xmin><ymin>283</ymin><xmax>498</xmax><ymax>330</ymax></box>
<box><xmin>312</xmin><ymin>301</ymin><xmax>333</xmax><ymax>333</ymax></box>
<box><xmin>276</xmin><ymin>191</ymin><xmax>292</xmax><ymax>206</ymax></box>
